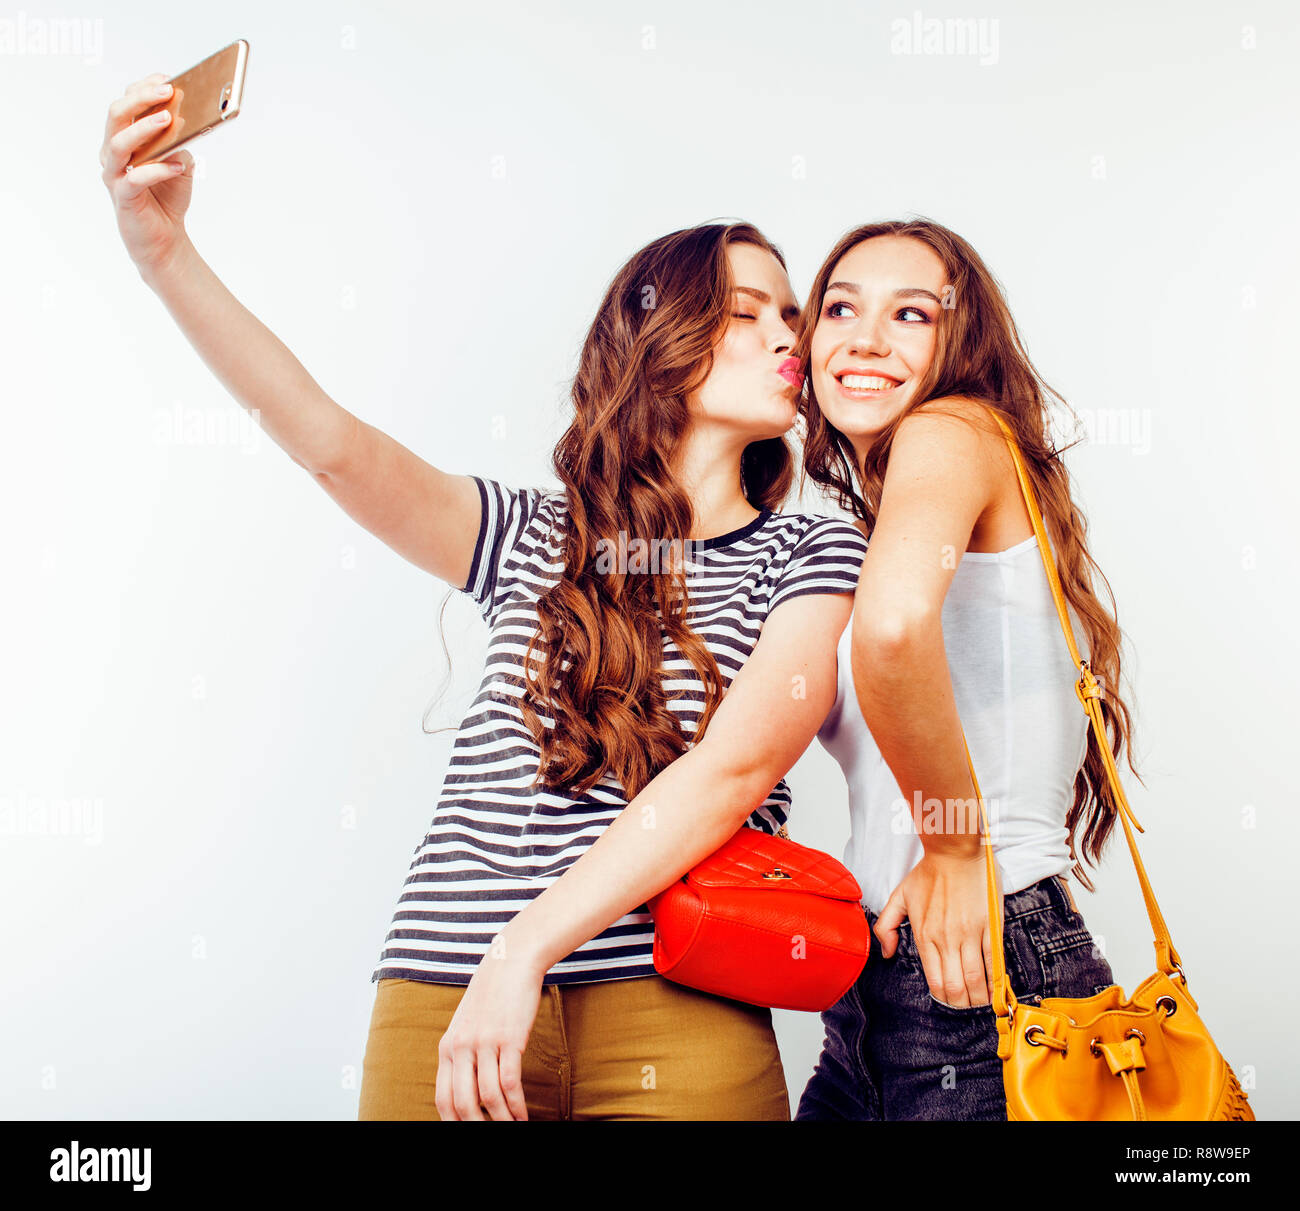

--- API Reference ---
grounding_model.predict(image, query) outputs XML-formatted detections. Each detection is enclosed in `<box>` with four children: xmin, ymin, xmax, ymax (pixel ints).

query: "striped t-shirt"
<box><xmin>371</xmin><ymin>476</ymin><xmax>869</xmax><ymax>986</ymax></box>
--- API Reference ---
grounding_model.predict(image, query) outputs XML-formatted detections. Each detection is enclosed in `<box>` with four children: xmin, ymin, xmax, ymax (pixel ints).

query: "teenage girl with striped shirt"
<box><xmin>100</xmin><ymin>73</ymin><xmax>868</xmax><ymax>1120</ymax></box>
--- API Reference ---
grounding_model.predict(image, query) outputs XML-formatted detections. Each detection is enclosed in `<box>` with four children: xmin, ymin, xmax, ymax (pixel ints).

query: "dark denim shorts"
<box><xmin>795</xmin><ymin>874</ymin><xmax>1116</xmax><ymax>1121</ymax></box>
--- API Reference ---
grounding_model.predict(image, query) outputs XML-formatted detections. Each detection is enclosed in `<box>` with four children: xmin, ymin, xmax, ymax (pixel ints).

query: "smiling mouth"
<box><xmin>836</xmin><ymin>372</ymin><xmax>903</xmax><ymax>396</ymax></box>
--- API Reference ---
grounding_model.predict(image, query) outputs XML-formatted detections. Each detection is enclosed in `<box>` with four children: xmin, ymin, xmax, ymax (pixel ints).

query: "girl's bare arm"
<box><xmin>103</xmin><ymin>72</ymin><xmax>480</xmax><ymax>587</ymax></box>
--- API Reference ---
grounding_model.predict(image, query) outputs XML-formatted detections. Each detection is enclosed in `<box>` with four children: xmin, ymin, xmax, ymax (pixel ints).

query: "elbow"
<box><xmin>305</xmin><ymin>410</ymin><xmax>362</xmax><ymax>479</ymax></box>
<box><xmin>689</xmin><ymin>747</ymin><xmax>779</xmax><ymax>835</ymax></box>
<box><xmin>852</xmin><ymin>607</ymin><xmax>942</xmax><ymax>669</ymax></box>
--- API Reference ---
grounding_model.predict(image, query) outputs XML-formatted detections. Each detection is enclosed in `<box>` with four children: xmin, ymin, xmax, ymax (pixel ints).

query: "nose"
<box><xmin>768</xmin><ymin>316</ymin><xmax>796</xmax><ymax>357</ymax></box>
<box><xmin>848</xmin><ymin>313</ymin><xmax>890</xmax><ymax>358</ymax></box>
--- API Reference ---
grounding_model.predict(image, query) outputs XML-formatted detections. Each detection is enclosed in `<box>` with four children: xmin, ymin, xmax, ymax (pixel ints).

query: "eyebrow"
<box><xmin>735</xmin><ymin>285</ymin><xmax>801</xmax><ymax>320</ymax></box>
<box><xmin>825</xmin><ymin>281</ymin><xmax>942</xmax><ymax>304</ymax></box>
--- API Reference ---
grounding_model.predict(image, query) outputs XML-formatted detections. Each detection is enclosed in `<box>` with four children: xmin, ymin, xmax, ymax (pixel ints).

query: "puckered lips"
<box><xmin>777</xmin><ymin>357</ymin><xmax>804</xmax><ymax>389</ymax></box>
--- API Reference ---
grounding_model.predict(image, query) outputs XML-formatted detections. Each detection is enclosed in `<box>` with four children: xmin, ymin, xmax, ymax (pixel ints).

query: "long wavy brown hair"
<box><xmin>426</xmin><ymin>221</ymin><xmax>795</xmax><ymax>800</ymax></box>
<box><xmin>796</xmin><ymin>218</ymin><xmax>1140</xmax><ymax>890</ymax></box>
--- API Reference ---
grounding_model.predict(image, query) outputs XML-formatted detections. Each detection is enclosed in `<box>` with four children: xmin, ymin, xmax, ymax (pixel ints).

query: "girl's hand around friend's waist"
<box><xmin>873</xmin><ymin>849</ymin><xmax>1001</xmax><ymax>1008</ymax></box>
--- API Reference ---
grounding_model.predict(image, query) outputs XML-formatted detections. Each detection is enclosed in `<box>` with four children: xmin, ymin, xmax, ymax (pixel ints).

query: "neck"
<box><xmin>848</xmin><ymin>435</ymin><xmax>872</xmax><ymax>481</ymax></box>
<box><xmin>670</xmin><ymin>423</ymin><xmax>761</xmax><ymax>542</ymax></box>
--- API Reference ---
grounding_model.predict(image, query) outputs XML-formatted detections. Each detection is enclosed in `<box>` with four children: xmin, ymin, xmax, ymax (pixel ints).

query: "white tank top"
<box><xmin>817</xmin><ymin>534</ymin><xmax>1090</xmax><ymax>912</ymax></box>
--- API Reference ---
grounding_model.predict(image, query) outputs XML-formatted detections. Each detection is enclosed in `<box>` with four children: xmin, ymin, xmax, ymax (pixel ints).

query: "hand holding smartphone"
<box><xmin>127</xmin><ymin>39</ymin><xmax>250</xmax><ymax>169</ymax></box>
<box><xmin>102</xmin><ymin>39</ymin><xmax>250</xmax><ymax>277</ymax></box>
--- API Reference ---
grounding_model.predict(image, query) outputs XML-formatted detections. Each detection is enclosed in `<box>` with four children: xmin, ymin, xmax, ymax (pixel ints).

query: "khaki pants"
<box><xmin>358</xmin><ymin>974</ymin><xmax>790</xmax><ymax>1121</ymax></box>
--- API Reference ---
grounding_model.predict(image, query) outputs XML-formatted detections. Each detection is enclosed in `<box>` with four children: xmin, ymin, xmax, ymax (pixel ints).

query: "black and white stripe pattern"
<box><xmin>371</xmin><ymin>476</ymin><xmax>869</xmax><ymax>986</ymax></box>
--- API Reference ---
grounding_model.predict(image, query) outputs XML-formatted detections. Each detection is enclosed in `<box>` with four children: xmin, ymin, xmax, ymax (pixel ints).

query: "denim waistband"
<box><xmin>1002</xmin><ymin>874</ymin><xmax>1075</xmax><ymax>920</ymax></box>
<box><xmin>865</xmin><ymin>874</ymin><xmax>1074</xmax><ymax>922</ymax></box>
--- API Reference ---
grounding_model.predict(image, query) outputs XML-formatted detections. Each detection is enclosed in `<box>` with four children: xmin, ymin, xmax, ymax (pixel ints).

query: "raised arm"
<box><xmin>100</xmin><ymin>72</ymin><xmax>480</xmax><ymax>588</ymax></box>
<box><xmin>434</xmin><ymin>587</ymin><xmax>853</xmax><ymax>1120</ymax></box>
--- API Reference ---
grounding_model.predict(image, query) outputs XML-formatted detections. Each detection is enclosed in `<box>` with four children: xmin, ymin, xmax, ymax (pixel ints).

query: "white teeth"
<box><xmin>840</xmin><ymin>374</ymin><xmax>899</xmax><ymax>391</ymax></box>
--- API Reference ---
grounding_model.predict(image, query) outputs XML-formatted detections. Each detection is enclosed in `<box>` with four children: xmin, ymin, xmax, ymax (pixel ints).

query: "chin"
<box><xmin>820</xmin><ymin>405</ymin><xmax>889</xmax><ymax>442</ymax></box>
<box><xmin>749</xmin><ymin>394</ymin><xmax>799</xmax><ymax>435</ymax></box>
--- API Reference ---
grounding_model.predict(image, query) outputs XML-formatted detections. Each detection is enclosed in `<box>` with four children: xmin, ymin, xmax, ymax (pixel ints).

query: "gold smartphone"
<box><xmin>129</xmin><ymin>39</ymin><xmax>250</xmax><ymax>168</ymax></box>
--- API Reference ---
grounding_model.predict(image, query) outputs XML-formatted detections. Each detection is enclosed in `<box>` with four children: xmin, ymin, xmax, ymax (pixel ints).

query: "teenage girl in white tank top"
<box><xmin>818</xmin><ymin>530</ymin><xmax>1090</xmax><ymax>917</ymax></box>
<box><xmin>792</xmin><ymin>219</ymin><xmax>1137</xmax><ymax>1121</ymax></box>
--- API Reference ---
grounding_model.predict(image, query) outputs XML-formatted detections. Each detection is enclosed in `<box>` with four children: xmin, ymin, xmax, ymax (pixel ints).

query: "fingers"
<box><xmin>918</xmin><ymin>929</ymin><xmax>990</xmax><ymax>1008</ymax></box>
<box><xmin>959</xmin><ymin>935</ymin><xmax>989</xmax><ymax>1006</ymax></box>
<box><xmin>873</xmin><ymin>890</ymin><xmax>907</xmax><ymax>959</ymax></box>
<box><xmin>498</xmin><ymin>1046</ymin><xmax>528</xmax><ymax>1121</ymax></box>
<box><xmin>898</xmin><ymin>855</ymin><xmax>1000</xmax><ymax>1011</ymax></box>
<box><xmin>119</xmin><ymin>155</ymin><xmax>187</xmax><ymax>197</ymax></box>
<box><xmin>103</xmin><ymin>75</ymin><xmax>172</xmax><ymax>154</ymax></box>
<box><xmin>946</xmin><ymin>948</ymin><xmax>971</xmax><ymax>1008</ymax></box>
<box><xmin>433</xmin><ymin>1038</ymin><xmax>457</xmax><ymax>1121</ymax></box>
<box><xmin>434</xmin><ymin>1039</ymin><xmax>528</xmax><ymax>1122</ymax></box>
<box><xmin>109</xmin><ymin>108</ymin><xmax>174</xmax><ymax>184</ymax></box>
<box><xmin>918</xmin><ymin>935</ymin><xmax>959</xmax><ymax>1006</ymax></box>
<box><xmin>450</xmin><ymin>1044</ymin><xmax>487</xmax><ymax>1121</ymax></box>
<box><xmin>982</xmin><ymin>915</ymin><xmax>997</xmax><ymax>1003</ymax></box>
<box><xmin>101</xmin><ymin>75</ymin><xmax>174</xmax><ymax>179</ymax></box>
<box><xmin>919</xmin><ymin>929</ymin><xmax>971</xmax><ymax>1008</ymax></box>
<box><xmin>476</xmin><ymin>1045</ymin><xmax>520</xmax><ymax>1122</ymax></box>
<box><xmin>434</xmin><ymin>1036</ymin><xmax>487</xmax><ymax>1121</ymax></box>
<box><xmin>103</xmin><ymin>73</ymin><xmax>172</xmax><ymax>142</ymax></box>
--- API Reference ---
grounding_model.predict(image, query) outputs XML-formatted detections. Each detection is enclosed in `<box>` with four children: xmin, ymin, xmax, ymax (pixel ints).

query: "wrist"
<box><xmin>138</xmin><ymin>234</ymin><xmax>197</xmax><ymax>290</ymax></box>
<box><xmin>491</xmin><ymin>919</ymin><xmax>553</xmax><ymax>978</ymax></box>
<box><xmin>921</xmin><ymin>835</ymin><xmax>983</xmax><ymax>862</ymax></box>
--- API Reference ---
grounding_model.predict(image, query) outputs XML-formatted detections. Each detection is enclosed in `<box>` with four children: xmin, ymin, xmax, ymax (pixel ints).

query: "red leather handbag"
<box><xmin>645</xmin><ymin>825</ymin><xmax>870</xmax><ymax>1012</ymax></box>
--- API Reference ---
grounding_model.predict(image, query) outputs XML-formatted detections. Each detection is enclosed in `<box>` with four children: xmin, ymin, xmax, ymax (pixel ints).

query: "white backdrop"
<box><xmin>2</xmin><ymin>0</ymin><xmax>1296</xmax><ymax>1120</ymax></box>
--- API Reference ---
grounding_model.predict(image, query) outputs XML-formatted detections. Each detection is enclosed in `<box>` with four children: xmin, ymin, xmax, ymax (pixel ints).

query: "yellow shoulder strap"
<box><xmin>962</xmin><ymin>404</ymin><xmax>1184</xmax><ymax>1019</ymax></box>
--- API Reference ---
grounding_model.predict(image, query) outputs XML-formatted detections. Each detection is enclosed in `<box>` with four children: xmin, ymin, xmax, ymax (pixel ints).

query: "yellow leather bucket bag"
<box><xmin>960</xmin><ymin>406</ymin><xmax>1254</xmax><ymax>1122</ymax></box>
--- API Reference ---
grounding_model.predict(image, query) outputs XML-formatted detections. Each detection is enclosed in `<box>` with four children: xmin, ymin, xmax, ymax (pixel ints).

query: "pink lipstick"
<box><xmin>777</xmin><ymin>357</ymin><xmax>804</xmax><ymax>389</ymax></box>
